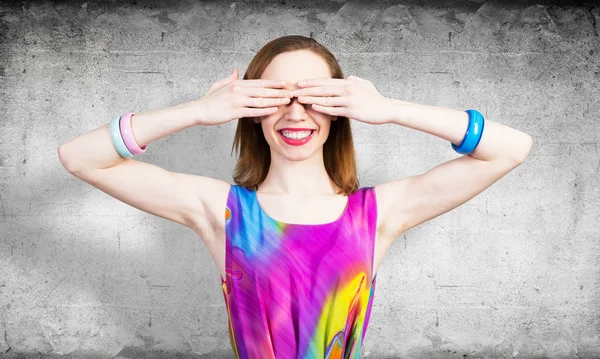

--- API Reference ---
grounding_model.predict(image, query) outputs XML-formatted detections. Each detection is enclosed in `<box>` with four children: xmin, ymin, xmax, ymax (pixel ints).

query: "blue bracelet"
<box><xmin>110</xmin><ymin>115</ymin><xmax>134</xmax><ymax>158</ymax></box>
<box><xmin>451</xmin><ymin>109</ymin><xmax>485</xmax><ymax>155</ymax></box>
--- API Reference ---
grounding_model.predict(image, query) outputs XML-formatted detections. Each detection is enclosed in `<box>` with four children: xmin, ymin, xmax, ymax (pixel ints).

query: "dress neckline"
<box><xmin>252</xmin><ymin>187</ymin><xmax>352</xmax><ymax>227</ymax></box>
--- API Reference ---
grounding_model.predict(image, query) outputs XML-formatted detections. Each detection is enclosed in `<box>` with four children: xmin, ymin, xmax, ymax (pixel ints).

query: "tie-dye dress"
<box><xmin>220</xmin><ymin>184</ymin><xmax>378</xmax><ymax>359</ymax></box>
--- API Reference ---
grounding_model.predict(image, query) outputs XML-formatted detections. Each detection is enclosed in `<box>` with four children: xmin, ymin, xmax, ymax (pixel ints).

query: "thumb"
<box><xmin>217</xmin><ymin>68</ymin><xmax>237</xmax><ymax>87</ymax></box>
<box><xmin>208</xmin><ymin>68</ymin><xmax>238</xmax><ymax>93</ymax></box>
<box><xmin>227</xmin><ymin>68</ymin><xmax>238</xmax><ymax>82</ymax></box>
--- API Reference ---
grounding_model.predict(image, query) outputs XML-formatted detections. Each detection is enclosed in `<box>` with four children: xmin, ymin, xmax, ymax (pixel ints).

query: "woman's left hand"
<box><xmin>293</xmin><ymin>75</ymin><xmax>394</xmax><ymax>125</ymax></box>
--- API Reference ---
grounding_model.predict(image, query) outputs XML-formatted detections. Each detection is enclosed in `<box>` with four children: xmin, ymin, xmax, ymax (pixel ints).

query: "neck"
<box><xmin>258</xmin><ymin>149</ymin><xmax>338</xmax><ymax>195</ymax></box>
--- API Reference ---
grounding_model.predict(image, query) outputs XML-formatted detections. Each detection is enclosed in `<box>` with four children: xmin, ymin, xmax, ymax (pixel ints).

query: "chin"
<box><xmin>286</xmin><ymin>153</ymin><xmax>315</xmax><ymax>162</ymax></box>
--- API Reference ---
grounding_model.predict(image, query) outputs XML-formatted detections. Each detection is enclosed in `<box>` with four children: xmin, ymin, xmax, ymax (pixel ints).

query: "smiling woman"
<box><xmin>58</xmin><ymin>33</ymin><xmax>531</xmax><ymax>359</ymax></box>
<box><xmin>220</xmin><ymin>36</ymin><xmax>379</xmax><ymax>359</ymax></box>
<box><xmin>233</xmin><ymin>38</ymin><xmax>358</xmax><ymax>195</ymax></box>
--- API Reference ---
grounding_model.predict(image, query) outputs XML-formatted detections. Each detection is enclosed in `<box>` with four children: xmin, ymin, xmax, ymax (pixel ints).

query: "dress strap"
<box><xmin>359</xmin><ymin>186</ymin><xmax>378</xmax><ymax>280</ymax></box>
<box><xmin>222</xmin><ymin>184</ymin><xmax>237</xmax><ymax>290</ymax></box>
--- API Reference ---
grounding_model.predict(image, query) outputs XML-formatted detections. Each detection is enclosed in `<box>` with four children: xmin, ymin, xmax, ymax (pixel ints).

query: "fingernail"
<box><xmin>298</xmin><ymin>80</ymin><xmax>306</xmax><ymax>86</ymax></box>
<box><xmin>280</xmin><ymin>80</ymin><xmax>286</xmax><ymax>85</ymax></box>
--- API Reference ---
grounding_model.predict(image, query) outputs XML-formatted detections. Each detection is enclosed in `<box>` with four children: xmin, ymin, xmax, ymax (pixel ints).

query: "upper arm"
<box><xmin>69</xmin><ymin>158</ymin><xmax>230</xmax><ymax>237</ymax></box>
<box><xmin>375</xmin><ymin>155</ymin><xmax>523</xmax><ymax>240</ymax></box>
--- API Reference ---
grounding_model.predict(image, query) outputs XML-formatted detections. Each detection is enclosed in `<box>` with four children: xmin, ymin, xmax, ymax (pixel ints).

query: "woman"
<box><xmin>58</xmin><ymin>35</ymin><xmax>532</xmax><ymax>359</ymax></box>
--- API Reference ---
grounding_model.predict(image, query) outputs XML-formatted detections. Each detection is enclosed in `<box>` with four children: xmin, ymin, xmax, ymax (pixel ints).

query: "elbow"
<box><xmin>514</xmin><ymin>134</ymin><xmax>533</xmax><ymax>164</ymax></box>
<box><xmin>58</xmin><ymin>145</ymin><xmax>69</xmax><ymax>171</ymax></box>
<box><xmin>58</xmin><ymin>145</ymin><xmax>78</xmax><ymax>173</ymax></box>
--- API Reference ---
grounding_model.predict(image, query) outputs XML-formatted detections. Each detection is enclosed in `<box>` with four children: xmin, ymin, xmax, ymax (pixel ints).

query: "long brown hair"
<box><xmin>231</xmin><ymin>35</ymin><xmax>359</xmax><ymax>196</ymax></box>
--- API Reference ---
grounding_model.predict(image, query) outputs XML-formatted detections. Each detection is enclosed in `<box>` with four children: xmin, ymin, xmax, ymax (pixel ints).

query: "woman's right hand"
<box><xmin>192</xmin><ymin>68</ymin><xmax>293</xmax><ymax>126</ymax></box>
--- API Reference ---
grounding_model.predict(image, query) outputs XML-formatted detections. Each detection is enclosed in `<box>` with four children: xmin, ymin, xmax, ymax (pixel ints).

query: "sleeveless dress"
<box><xmin>219</xmin><ymin>184</ymin><xmax>378</xmax><ymax>359</ymax></box>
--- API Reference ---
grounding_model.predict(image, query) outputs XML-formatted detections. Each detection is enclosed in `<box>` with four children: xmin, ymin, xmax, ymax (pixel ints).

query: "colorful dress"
<box><xmin>220</xmin><ymin>184</ymin><xmax>378</xmax><ymax>359</ymax></box>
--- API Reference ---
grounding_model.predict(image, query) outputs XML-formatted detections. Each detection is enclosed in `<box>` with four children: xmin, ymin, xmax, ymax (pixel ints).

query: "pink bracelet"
<box><xmin>119</xmin><ymin>112</ymin><xmax>147</xmax><ymax>155</ymax></box>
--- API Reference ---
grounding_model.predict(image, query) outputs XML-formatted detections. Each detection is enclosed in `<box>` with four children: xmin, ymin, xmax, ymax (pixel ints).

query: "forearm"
<box><xmin>385</xmin><ymin>99</ymin><xmax>533</xmax><ymax>163</ymax></box>
<box><xmin>58</xmin><ymin>101</ymin><xmax>200</xmax><ymax>173</ymax></box>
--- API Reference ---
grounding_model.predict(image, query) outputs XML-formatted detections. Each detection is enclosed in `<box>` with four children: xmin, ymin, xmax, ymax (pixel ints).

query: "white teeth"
<box><xmin>281</xmin><ymin>130</ymin><xmax>313</xmax><ymax>139</ymax></box>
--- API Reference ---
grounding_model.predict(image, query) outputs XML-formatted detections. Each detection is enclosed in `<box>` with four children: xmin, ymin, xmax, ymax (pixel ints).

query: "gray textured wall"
<box><xmin>1</xmin><ymin>0</ymin><xmax>599</xmax><ymax>358</ymax></box>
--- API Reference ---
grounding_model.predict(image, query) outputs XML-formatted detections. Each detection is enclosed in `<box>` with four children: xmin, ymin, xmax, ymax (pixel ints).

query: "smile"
<box><xmin>278</xmin><ymin>130</ymin><xmax>315</xmax><ymax>146</ymax></box>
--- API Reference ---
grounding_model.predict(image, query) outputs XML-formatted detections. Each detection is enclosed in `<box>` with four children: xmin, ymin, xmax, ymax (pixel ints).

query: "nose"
<box><xmin>282</xmin><ymin>97</ymin><xmax>310</xmax><ymax>121</ymax></box>
<box><xmin>285</xmin><ymin>96</ymin><xmax>309</xmax><ymax>111</ymax></box>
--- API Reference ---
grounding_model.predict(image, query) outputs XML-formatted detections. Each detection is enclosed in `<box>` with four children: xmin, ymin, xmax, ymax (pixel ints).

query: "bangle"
<box><xmin>451</xmin><ymin>109</ymin><xmax>485</xmax><ymax>155</ymax></box>
<box><xmin>119</xmin><ymin>112</ymin><xmax>147</xmax><ymax>155</ymax></box>
<box><xmin>109</xmin><ymin>115</ymin><xmax>134</xmax><ymax>158</ymax></box>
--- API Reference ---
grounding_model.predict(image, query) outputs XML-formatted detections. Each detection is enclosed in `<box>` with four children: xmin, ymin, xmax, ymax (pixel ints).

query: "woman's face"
<box><xmin>255</xmin><ymin>49</ymin><xmax>337</xmax><ymax>161</ymax></box>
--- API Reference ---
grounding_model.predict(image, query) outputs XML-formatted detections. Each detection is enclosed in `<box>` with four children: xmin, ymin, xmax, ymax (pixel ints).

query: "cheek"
<box><xmin>260</xmin><ymin>123</ymin><xmax>277</xmax><ymax>143</ymax></box>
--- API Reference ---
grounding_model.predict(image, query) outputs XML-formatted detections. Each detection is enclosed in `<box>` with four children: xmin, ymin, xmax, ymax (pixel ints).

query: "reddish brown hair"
<box><xmin>231</xmin><ymin>35</ymin><xmax>359</xmax><ymax>195</ymax></box>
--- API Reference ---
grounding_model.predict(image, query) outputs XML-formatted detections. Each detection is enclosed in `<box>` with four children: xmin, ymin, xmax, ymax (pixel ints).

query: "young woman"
<box><xmin>58</xmin><ymin>35</ymin><xmax>532</xmax><ymax>359</ymax></box>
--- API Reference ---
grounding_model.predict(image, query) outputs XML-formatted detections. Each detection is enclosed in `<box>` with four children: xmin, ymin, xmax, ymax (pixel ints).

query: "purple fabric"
<box><xmin>220</xmin><ymin>184</ymin><xmax>378</xmax><ymax>359</ymax></box>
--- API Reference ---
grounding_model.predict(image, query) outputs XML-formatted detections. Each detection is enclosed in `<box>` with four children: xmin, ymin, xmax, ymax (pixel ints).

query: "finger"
<box><xmin>347</xmin><ymin>75</ymin><xmax>370</xmax><ymax>83</ymax></box>
<box><xmin>295</xmin><ymin>85</ymin><xmax>345</xmax><ymax>97</ymax></box>
<box><xmin>310</xmin><ymin>104</ymin><xmax>345</xmax><ymax>117</ymax></box>
<box><xmin>213</xmin><ymin>69</ymin><xmax>238</xmax><ymax>88</ymax></box>
<box><xmin>228</xmin><ymin>68</ymin><xmax>238</xmax><ymax>80</ymax></box>
<box><xmin>237</xmin><ymin>106</ymin><xmax>278</xmax><ymax>118</ymax></box>
<box><xmin>206</xmin><ymin>69</ymin><xmax>237</xmax><ymax>95</ymax></box>
<box><xmin>236</xmin><ymin>79</ymin><xmax>287</xmax><ymax>88</ymax></box>
<box><xmin>244</xmin><ymin>96</ymin><xmax>291</xmax><ymax>108</ymax></box>
<box><xmin>297</xmin><ymin>78</ymin><xmax>346</xmax><ymax>87</ymax></box>
<box><xmin>245</xmin><ymin>87</ymin><xmax>293</xmax><ymax>98</ymax></box>
<box><xmin>297</xmin><ymin>95</ymin><xmax>347</xmax><ymax>107</ymax></box>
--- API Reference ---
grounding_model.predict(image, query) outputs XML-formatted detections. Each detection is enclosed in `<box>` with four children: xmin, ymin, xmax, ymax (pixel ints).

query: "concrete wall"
<box><xmin>1</xmin><ymin>0</ymin><xmax>599</xmax><ymax>358</ymax></box>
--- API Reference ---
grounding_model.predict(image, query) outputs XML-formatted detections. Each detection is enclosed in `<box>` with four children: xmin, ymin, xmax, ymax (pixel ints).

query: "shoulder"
<box><xmin>352</xmin><ymin>186</ymin><xmax>377</xmax><ymax>212</ymax></box>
